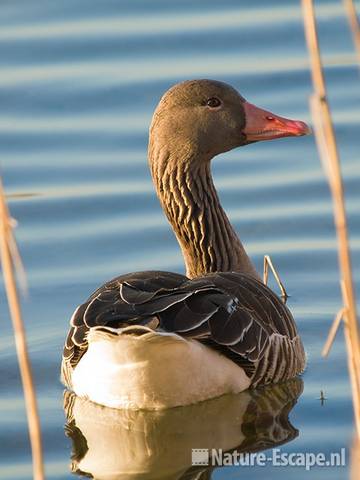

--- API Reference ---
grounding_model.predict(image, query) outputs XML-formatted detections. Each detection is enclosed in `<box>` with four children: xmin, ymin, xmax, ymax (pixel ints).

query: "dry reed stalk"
<box><xmin>351</xmin><ymin>436</ymin><xmax>360</xmax><ymax>479</ymax></box>
<box><xmin>322</xmin><ymin>307</ymin><xmax>346</xmax><ymax>357</ymax></box>
<box><xmin>301</xmin><ymin>0</ymin><xmax>360</xmax><ymax>437</ymax></box>
<box><xmin>343</xmin><ymin>0</ymin><xmax>360</xmax><ymax>66</ymax></box>
<box><xmin>0</xmin><ymin>178</ymin><xmax>45</xmax><ymax>480</ymax></box>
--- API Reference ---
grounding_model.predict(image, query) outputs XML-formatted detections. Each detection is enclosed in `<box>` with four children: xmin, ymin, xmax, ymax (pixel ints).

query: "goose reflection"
<box><xmin>64</xmin><ymin>379</ymin><xmax>303</xmax><ymax>480</ymax></box>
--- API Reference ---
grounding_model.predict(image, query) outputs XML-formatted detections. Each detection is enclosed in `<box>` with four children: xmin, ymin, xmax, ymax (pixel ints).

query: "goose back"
<box><xmin>62</xmin><ymin>271</ymin><xmax>305</xmax><ymax>389</ymax></box>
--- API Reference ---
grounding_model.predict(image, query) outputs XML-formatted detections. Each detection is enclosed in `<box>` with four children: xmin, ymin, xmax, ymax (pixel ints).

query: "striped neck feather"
<box><xmin>149</xmin><ymin>147</ymin><xmax>259</xmax><ymax>279</ymax></box>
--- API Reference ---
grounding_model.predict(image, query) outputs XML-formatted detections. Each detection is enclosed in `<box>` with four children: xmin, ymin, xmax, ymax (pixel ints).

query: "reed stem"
<box><xmin>322</xmin><ymin>307</ymin><xmax>346</xmax><ymax>357</ymax></box>
<box><xmin>0</xmin><ymin>178</ymin><xmax>45</xmax><ymax>479</ymax></box>
<box><xmin>343</xmin><ymin>0</ymin><xmax>360</xmax><ymax>67</ymax></box>
<box><xmin>302</xmin><ymin>0</ymin><xmax>360</xmax><ymax>438</ymax></box>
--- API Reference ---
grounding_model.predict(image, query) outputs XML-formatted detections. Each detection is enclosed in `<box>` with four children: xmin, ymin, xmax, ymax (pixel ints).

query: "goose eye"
<box><xmin>206</xmin><ymin>97</ymin><xmax>221</xmax><ymax>108</ymax></box>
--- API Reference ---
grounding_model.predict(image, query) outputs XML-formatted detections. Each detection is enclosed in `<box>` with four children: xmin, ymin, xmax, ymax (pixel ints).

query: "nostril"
<box><xmin>266</xmin><ymin>116</ymin><xmax>275</xmax><ymax>121</ymax></box>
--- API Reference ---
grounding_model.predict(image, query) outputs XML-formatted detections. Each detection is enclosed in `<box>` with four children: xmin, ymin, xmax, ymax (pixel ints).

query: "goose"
<box><xmin>61</xmin><ymin>79</ymin><xmax>309</xmax><ymax>410</ymax></box>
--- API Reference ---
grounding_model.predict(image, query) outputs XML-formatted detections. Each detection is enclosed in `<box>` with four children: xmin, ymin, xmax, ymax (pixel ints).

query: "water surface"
<box><xmin>0</xmin><ymin>1</ymin><xmax>359</xmax><ymax>479</ymax></box>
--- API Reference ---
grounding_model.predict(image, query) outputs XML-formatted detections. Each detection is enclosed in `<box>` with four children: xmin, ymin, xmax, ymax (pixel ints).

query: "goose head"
<box><xmin>150</xmin><ymin>79</ymin><xmax>310</xmax><ymax>160</ymax></box>
<box><xmin>148</xmin><ymin>79</ymin><xmax>311</xmax><ymax>278</ymax></box>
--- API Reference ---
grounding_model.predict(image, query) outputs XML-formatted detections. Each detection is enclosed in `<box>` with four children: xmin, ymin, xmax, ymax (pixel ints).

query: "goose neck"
<box><xmin>149</xmin><ymin>148</ymin><xmax>259</xmax><ymax>280</ymax></box>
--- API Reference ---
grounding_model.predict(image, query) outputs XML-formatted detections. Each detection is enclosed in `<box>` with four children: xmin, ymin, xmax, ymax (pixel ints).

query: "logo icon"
<box><xmin>192</xmin><ymin>449</ymin><xmax>209</xmax><ymax>466</ymax></box>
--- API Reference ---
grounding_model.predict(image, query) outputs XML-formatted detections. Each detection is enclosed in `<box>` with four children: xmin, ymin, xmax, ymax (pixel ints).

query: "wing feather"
<box><xmin>62</xmin><ymin>270</ymin><xmax>305</xmax><ymax>389</ymax></box>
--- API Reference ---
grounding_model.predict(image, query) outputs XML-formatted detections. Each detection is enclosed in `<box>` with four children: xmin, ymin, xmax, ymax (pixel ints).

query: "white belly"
<box><xmin>72</xmin><ymin>327</ymin><xmax>251</xmax><ymax>410</ymax></box>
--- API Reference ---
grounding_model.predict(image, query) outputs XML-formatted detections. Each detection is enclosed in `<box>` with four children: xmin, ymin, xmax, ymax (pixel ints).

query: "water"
<box><xmin>0</xmin><ymin>0</ymin><xmax>359</xmax><ymax>478</ymax></box>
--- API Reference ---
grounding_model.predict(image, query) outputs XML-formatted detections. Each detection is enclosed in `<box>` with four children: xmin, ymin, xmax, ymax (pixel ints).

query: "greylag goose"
<box><xmin>61</xmin><ymin>79</ymin><xmax>309</xmax><ymax>410</ymax></box>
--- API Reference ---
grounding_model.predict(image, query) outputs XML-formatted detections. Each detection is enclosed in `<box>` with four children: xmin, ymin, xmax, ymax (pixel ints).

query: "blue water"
<box><xmin>0</xmin><ymin>0</ymin><xmax>359</xmax><ymax>478</ymax></box>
